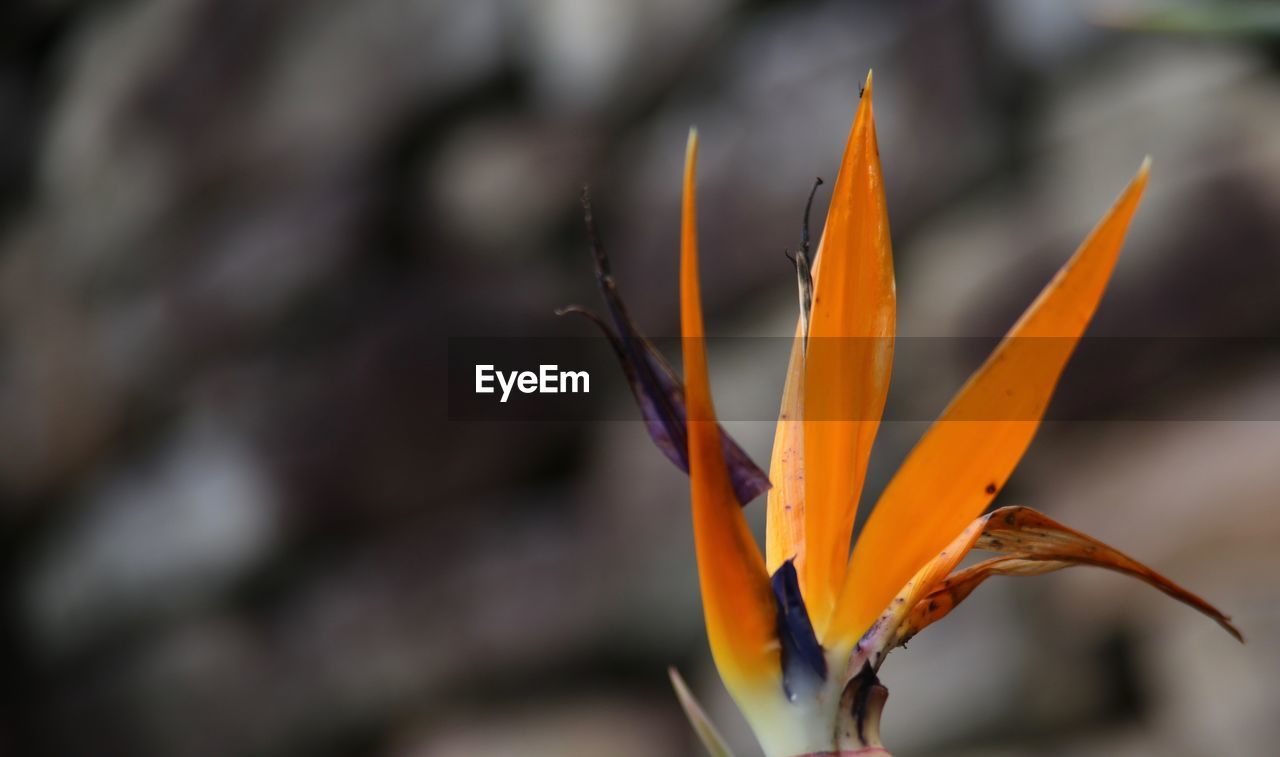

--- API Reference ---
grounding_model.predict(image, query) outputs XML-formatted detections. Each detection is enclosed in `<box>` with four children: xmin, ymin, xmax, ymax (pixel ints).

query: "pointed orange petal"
<box><xmin>897</xmin><ymin>556</ymin><xmax>1068</xmax><ymax>645</ymax></box>
<box><xmin>680</xmin><ymin>130</ymin><xmax>779</xmax><ymax>688</ymax></box>
<box><xmin>976</xmin><ymin>506</ymin><xmax>1242</xmax><ymax>640</ymax></box>
<box><xmin>831</xmin><ymin>159</ymin><xmax>1151</xmax><ymax>644</ymax></box>
<box><xmin>896</xmin><ymin>506</ymin><xmax>1243</xmax><ymax>644</ymax></box>
<box><xmin>845</xmin><ymin>516</ymin><xmax>986</xmax><ymax>672</ymax></box>
<box><xmin>786</xmin><ymin>72</ymin><xmax>896</xmax><ymax>639</ymax></box>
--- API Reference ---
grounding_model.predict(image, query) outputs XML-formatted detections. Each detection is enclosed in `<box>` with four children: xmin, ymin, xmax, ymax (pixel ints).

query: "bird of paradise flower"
<box><xmin>560</xmin><ymin>73</ymin><xmax>1241</xmax><ymax>757</ymax></box>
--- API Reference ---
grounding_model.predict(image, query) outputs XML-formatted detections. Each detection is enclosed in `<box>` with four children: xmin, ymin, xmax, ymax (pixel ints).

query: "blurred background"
<box><xmin>2</xmin><ymin>1</ymin><xmax>1279</xmax><ymax>755</ymax></box>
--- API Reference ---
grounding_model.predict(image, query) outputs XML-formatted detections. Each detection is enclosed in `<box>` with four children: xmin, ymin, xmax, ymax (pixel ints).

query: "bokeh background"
<box><xmin>3</xmin><ymin>1</ymin><xmax>1279</xmax><ymax>755</ymax></box>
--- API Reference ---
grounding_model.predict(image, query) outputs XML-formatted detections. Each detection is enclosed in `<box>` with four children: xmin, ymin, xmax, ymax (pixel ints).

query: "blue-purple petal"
<box><xmin>771</xmin><ymin>560</ymin><xmax>827</xmax><ymax>700</ymax></box>
<box><xmin>560</xmin><ymin>192</ymin><xmax>771</xmax><ymax>506</ymax></box>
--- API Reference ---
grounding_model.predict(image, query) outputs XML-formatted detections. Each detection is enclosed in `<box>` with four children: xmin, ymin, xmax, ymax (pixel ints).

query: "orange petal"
<box><xmin>896</xmin><ymin>506</ymin><xmax>1243</xmax><ymax>644</ymax></box>
<box><xmin>897</xmin><ymin>556</ymin><xmax>1068</xmax><ymax>645</ymax></box>
<box><xmin>831</xmin><ymin>158</ymin><xmax>1151</xmax><ymax>645</ymax></box>
<box><xmin>765</xmin><ymin>334</ymin><xmax>805</xmax><ymax>577</ymax></box>
<box><xmin>680</xmin><ymin>130</ymin><xmax>779</xmax><ymax>688</ymax></box>
<box><xmin>770</xmin><ymin>72</ymin><xmax>896</xmax><ymax>638</ymax></box>
<box><xmin>845</xmin><ymin>517</ymin><xmax>986</xmax><ymax>672</ymax></box>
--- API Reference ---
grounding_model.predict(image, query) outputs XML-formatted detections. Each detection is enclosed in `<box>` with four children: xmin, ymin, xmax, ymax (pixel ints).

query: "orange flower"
<box><xmin>566</xmin><ymin>72</ymin><xmax>1240</xmax><ymax>757</ymax></box>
